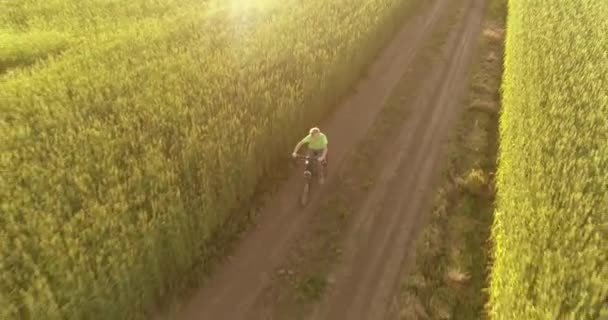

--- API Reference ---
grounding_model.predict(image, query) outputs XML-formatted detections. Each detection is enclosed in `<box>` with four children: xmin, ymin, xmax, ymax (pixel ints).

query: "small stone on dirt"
<box><xmin>486</xmin><ymin>51</ymin><xmax>498</xmax><ymax>62</ymax></box>
<box><xmin>447</xmin><ymin>270</ymin><xmax>471</xmax><ymax>283</ymax></box>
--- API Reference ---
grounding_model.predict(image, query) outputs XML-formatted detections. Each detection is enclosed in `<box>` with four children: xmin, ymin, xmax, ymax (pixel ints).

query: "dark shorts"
<box><xmin>308</xmin><ymin>149</ymin><xmax>328</xmax><ymax>165</ymax></box>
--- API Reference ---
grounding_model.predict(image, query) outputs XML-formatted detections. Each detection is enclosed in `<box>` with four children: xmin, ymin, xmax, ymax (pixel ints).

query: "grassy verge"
<box><xmin>253</xmin><ymin>1</ymin><xmax>465</xmax><ymax>318</ymax></box>
<box><xmin>389</xmin><ymin>0</ymin><xmax>506</xmax><ymax>318</ymax></box>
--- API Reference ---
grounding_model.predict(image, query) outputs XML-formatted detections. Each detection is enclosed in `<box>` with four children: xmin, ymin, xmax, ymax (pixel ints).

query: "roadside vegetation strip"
<box><xmin>0</xmin><ymin>0</ymin><xmax>423</xmax><ymax>319</ymax></box>
<box><xmin>390</xmin><ymin>0</ymin><xmax>505</xmax><ymax>318</ymax></box>
<box><xmin>490</xmin><ymin>1</ymin><xmax>608</xmax><ymax>319</ymax></box>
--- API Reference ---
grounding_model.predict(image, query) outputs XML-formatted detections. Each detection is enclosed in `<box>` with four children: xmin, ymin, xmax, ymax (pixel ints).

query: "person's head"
<box><xmin>309</xmin><ymin>127</ymin><xmax>321</xmax><ymax>138</ymax></box>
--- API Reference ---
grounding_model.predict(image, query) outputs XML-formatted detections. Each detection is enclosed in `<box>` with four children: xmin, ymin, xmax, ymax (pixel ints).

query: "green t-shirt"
<box><xmin>301</xmin><ymin>132</ymin><xmax>328</xmax><ymax>150</ymax></box>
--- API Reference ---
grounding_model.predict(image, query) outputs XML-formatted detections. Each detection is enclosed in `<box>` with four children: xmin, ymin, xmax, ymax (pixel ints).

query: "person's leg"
<box><xmin>312</xmin><ymin>149</ymin><xmax>326</xmax><ymax>184</ymax></box>
<box><xmin>306</xmin><ymin>149</ymin><xmax>318</xmax><ymax>176</ymax></box>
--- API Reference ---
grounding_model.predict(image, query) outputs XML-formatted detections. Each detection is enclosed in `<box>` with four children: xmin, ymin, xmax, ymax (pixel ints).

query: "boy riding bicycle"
<box><xmin>292</xmin><ymin>127</ymin><xmax>328</xmax><ymax>184</ymax></box>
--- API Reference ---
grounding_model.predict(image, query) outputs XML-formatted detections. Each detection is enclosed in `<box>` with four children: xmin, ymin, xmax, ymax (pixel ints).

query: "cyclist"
<box><xmin>292</xmin><ymin>127</ymin><xmax>328</xmax><ymax>184</ymax></box>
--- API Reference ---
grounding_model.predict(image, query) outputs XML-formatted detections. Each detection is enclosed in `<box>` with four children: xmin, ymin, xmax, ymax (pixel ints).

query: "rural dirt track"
<box><xmin>309</xmin><ymin>0</ymin><xmax>485</xmax><ymax>318</ymax></box>
<box><xmin>166</xmin><ymin>0</ymin><xmax>485</xmax><ymax>318</ymax></box>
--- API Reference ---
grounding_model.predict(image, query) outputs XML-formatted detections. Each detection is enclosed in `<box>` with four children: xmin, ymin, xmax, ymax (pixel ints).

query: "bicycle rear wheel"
<box><xmin>300</xmin><ymin>181</ymin><xmax>310</xmax><ymax>207</ymax></box>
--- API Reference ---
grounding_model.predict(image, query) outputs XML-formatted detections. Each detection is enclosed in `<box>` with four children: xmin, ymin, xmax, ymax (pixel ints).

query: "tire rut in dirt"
<box><xmin>308</xmin><ymin>0</ymin><xmax>487</xmax><ymax>319</ymax></box>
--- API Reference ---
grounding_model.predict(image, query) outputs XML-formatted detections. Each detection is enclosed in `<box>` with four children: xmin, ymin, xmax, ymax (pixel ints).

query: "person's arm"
<box><xmin>292</xmin><ymin>141</ymin><xmax>305</xmax><ymax>155</ymax></box>
<box><xmin>319</xmin><ymin>135</ymin><xmax>328</xmax><ymax>161</ymax></box>
<box><xmin>293</xmin><ymin>135</ymin><xmax>310</xmax><ymax>156</ymax></box>
<box><xmin>319</xmin><ymin>146</ymin><xmax>328</xmax><ymax>161</ymax></box>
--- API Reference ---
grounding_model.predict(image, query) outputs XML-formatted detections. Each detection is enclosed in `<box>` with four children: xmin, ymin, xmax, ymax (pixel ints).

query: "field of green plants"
<box><xmin>0</xmin><ymin>0</ymin><xmax>417</xmax><ymax>318</ymax></box>
<box><xmin>491</xmin><ymin>0</ymin><xmax>607</xmax><ymax>318</ymax></box>
<box><xmin>1</xmin><ymin>0</ymin><xmax>185</xmax><ymax>73</ymax></box>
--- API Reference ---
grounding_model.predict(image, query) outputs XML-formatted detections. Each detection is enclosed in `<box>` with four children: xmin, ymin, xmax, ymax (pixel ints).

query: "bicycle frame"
<box><xmin>293</xmin><ymin>154</ymin><xmax>322</xmax><ymax>207</ymax></box>
<box><xmin>303</xmin><ymin>157</ymin><xmax>315</xmax><ymax>179</ymax></box>
<box><xmin>295</xmin><ymin>154</ymin><xmax>319</xmax><ymax>179</ymax></box>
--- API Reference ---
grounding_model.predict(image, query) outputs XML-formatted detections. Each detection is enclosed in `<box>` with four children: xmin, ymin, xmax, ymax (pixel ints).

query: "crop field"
<box><xmin>490</xmin><ymin>0</ymin><xmax>607</xmax><ymax>319</ymax></box>
<box><xmin>0</xmin><ymin>0</ymin><xmax>417</xmax><ymax>318</ymax></box>
<box><xmin>3</xmin><ymin>0</ymin><xmax>607</xmax><ymax>318</ymax></box>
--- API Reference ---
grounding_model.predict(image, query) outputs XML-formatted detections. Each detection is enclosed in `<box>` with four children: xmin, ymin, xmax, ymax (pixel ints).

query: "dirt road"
<box><xmin>309</xmin><ymin>0</ymin><xmax>486</xmax><ymax>319</ymax></box>
<box><xmin>163</xmin><ymin>0</ymin><xmax>485</xmax><ymax>318</ymax></box>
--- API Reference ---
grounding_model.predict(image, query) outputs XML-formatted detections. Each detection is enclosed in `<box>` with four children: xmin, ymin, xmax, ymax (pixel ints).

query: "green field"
<box><xmin>0</xmin><ymin>0</ymin><xmax>416</xmax><ymax>318</ymax></box>
<box><xmin>490</xmin><ymin>0</ymin><xmax>608</xmax><ymax>319</ymax></box>
<box><xmin>2</xmin><ymin>0</ymin><xmax>607</xmax><ymax>318</ymax></box>
<box><xmin>0</xmin><ymin>0</ymin><xmax>191</xmax><ymax>73</ymax></box>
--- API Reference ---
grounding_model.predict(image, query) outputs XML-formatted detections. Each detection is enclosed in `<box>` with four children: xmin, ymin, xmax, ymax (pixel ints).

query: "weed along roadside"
<box><xmin>388</xmin><ymin>0</ymin><xmax>506</xmax><ymax>318</ymax></box>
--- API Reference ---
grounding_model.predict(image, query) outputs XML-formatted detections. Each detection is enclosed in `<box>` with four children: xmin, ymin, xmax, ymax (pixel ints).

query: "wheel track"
<box><xmin>308</xmin><ymin>0</ymin><xmax>486</xmax><ymax>318</ymax></box>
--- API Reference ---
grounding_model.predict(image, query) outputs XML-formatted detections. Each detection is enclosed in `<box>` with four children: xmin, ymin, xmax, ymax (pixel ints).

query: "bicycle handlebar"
<box><xmin>292</xmin><ymin>154</ymin><xmax>321</xmax><ymax>160</ymax></box>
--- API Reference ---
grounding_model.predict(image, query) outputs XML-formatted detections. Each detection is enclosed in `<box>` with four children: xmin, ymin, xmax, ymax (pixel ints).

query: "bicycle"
<box><xmin>292</xmin><ymin>153</ymin><xmax>326</xmax><ymax>207</ymax></box>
